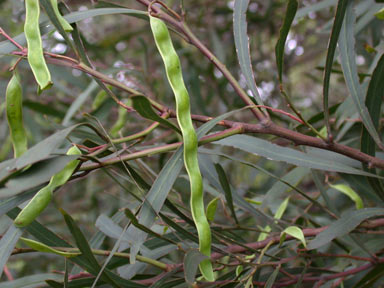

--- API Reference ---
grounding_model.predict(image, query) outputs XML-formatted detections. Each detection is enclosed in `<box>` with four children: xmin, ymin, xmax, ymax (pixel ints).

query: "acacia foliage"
<box><xmin>0</xmin><ymin>0</ymin><xmax>384</xmax><ymax>287</ymax></box>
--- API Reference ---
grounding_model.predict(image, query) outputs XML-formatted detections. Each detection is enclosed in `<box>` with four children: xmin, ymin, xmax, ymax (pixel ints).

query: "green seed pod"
<box><xmin>50</xmin><ymin>0</ymin><xmax>73</xmax><ymax>32</ymax></box>
<box><xmin>25</xmin><ymin>0</ymin><xmax>52</xmax><ymax>90</ymax></box>
<box><xmin>6</xmin><ymin>73</ymin><xmax>27</xmax><ymax>158</ymax></box>
<box><xmin>110</xmin><ymin>105</ymin><xmax>128</xmax><ymax>137</ymax></box>
<box><xmin>150</xmin><ymin>16</ymin><xmax>214</xmax><ymax>281</ymax></box>
<box><xmin>92</xmin><ymin>90</ymin><xmax>108</xmax><ymax>110</ymax></box>
<box><xmin>14</xmin><ymin>145</ymin><xmax>81</xmax><ymax>227</ymax></box>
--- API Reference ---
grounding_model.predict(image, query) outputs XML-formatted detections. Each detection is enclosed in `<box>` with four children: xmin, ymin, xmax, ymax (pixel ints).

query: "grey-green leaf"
<box><xmin>0</xmin><ymin>124</ymin><xmax>81</xmax><ymax>182</ymax></box>
<box><xmin>0</xmin><ymin>273</ymin><xmax>63</xmax><ymax>288</ymax></box>
<box><xmin>233</xmin><ymin>0</ymin><xmax>264</xmax><ymax>105</ymax></box>
<box><xmin>214</xmin><ymin>135</ymin><xmax>376</xmax><ymax>176</ymax></box>
<box><xmin>322</xmin><ymin>0</ymin><xmax>348</xmax><ymax>137</ymax></box>
<box><xmin>339</xmin><ymin>1</ymin><xmax>383</xmax><ymax>150</ymax></box>
<box><xmin>131</xmin><ymin>95</ymin><xmax>181</xmax><ymax>134</ymax></box>
<box><xmin>0</xmin><ymin>224</ymin><xmax>22</xmax><ymax>278</ymax></box>
<box><xmin>275</xmin><ymin>0</ymin><xmax>298</xmax><ymax>83</ymax></box>
<box><xmin>184</xmin><ymin>249</ymin><xmax>209</xmax><ymax>286</ymax></box>
<box><xmin>308</xmin><ymin>208</ymin><xmax>384</xmax><ymax>249</ymax></box>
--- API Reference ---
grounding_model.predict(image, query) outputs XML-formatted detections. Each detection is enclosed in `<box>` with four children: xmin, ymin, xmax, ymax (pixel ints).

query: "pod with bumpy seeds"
<box><xmin>50</xmin><ymin>0</ymin><xmax>73</xmax><ymax>32</ymax></box>
<box><xmin>14</xmin><ymin>146</ymin><xmax>81</xmax><ymax>227</ymax></box>
<box><xmin>6</xmin><ymin>73</ymin><xmax>28</xmax><ymax>158</ymax></box>
<box><xmin>150</xmin><ymin>15</ymin><xmax>214</xmax><ymax>281</ymax></box>
<box><xmin>25</xmin><ymin>0</ymin><xmax>52</xmax><ymax>90</ymax></box>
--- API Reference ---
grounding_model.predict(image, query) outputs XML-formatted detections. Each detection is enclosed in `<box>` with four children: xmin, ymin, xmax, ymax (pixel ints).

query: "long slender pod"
<box><xmin>150</xmin><ymin>16</ymin><xmax>214</xmax><ymax>281</ymax></box>
<box><xmin>50</xmin><ymin>0</ymin><xmax>73</xmax><ymax>32</ymax></box>
<box><xmin>25</xmin><ymin>0</ymin><xmax>52</xmax><ymax>90</ymax></box>
<box><xmin>6</xmin><ymin>73</ymin><xmax>28</xmax><ymax>158</ymax></box>
<box><xmin>14</xmin><ymin>146</ymin><xmax>81</xmax><ymax>227</ymax></box>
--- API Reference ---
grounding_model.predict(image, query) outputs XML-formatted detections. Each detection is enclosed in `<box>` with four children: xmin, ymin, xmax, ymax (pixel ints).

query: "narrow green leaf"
<box><xmin>295</xmin><ymin>0</ymin><xmax>337</xmax><ymax>19</ymax></box>
<box><xmin>62</xmin><ymin>81</ymin><xmax>99</xmax><ymax>125</ymax></box>
<box><xmin>264</xmin><ymin>265</ymin><xmax>281</xmax><ymax>288</ymax></box>
<box><xmin>308</xmin><ymin>208</ymin><xmax>384</xmax><ymax>249</ymax></box>
<box><xmin>160</xmin><ymin>213</ymin><xmax>199</xmax><ymax>244</ymax></box>
<box><xmin>0</xmin><ymin>274</ymin><xmax>63</xmax><ymax>288</ymax></box>
<box><xmin>61</xmin><ymin>209</ymin><xmax>120</xmax><ymax>288</ymax></box>
<box><xmin>281</xmin><ymin>226</ymin><xmax>306</xmax><ymax>248</ymax></box>
<box><xmin>339</xmin><ymin>1</ymin><xmax>383</xmax><ymax>149</ymax></box>
<box><xmin>374</xmin><ymin>7</ymin><xmax>384</xmax><ymax>19</ymax></box>
<box><xmin>214</xmin><ymin>163</ymin><xmax>239</xmax><ymax>224</ymax></box>
<box><xmin>361</xmin><ymin>54</ymin><xmax>384</xmax><ymax>199</ymax></box>
<box><xmin>233</xmin><ymin>0</ymin><xmax>264</xmax><ymax>105</ymax></box>
<box><xmin>0</xmin><ymin>188</ymin><xmax>39</xmax><ymax>218</ymax></box>
<box><xmin>123</xmin><ymin>208</ymin><xmax>174</xmax><ymax>245</ymax></box>
<box><xmin>0</xmin><ymin>125</ymin><xmax>81</xmax><ymax>182</ymax></box>
<box><xmin>126</xmin><ymin>147</ymin><xmax>184</xmax><ymax>263</ymax></box>
<box><xmin>199</xmin><ymin>155</ymin><xmax>279</xmax><ymax>229</ymax></box>
<box><xmin>6</xmin><ymin>208</ymin><xmax>144</xmax><ymax>288</ymax></box>
<box><xmin>323</xmin><ymin>0</ymin><xmax>348</xmax><ymax>137</ymax></box>
<box><xmin>214</xmin><ymin>135</ymin><xmax>377</xmax><ymax>176</ymax></box>
<box><xmin>262</xmin><ymin>167</ymin><xmax>308</xmax><ymax>209</ymax></box>
<box><xmin>206</xmin><ymin>197</ymin><xmax>219</xmax><ymax>222</ymax></box>
<box><xmin>131</xmin><ymin>95</ymin><xmax>181</xmax><ymax>134</ymax></box>
<box><xmin>20</xmin><ymin>237</ymin><xmax>80</xmax><ymax>257</ymax></box>
<box><xmin>353</xmin><ymin>263</ymin><xmax>384</xmax><ymax>288</ymax></box>
<box><xmin>312</xmin><ymin>171</ymin><xmax>337</xmax><ymax>214</ymax></box>
<box><xmin>275</xmin><ymin>197</ymin><xmax>290</xmax><ymax>220</ymax></box>
<box><xmin>258</xmin><ymin>196</ymin><xmax>288</xmax><ymax>242</ymax></box>
<box><xmin>184</xmin><ymin>250</ymin><xmax>209</xmax><ymax>286</ymax></box>
<box><xmin>23</xmin><ymin>99</ymin><xmax>66</xmax><ymax>118</ymax></box>
<box><xmin>329</xmin><ymin>183</ymin><xmax>364</xmax><ymax>209</ymax></box>
<box><xmin>0</xmin><ymin>224</ymin><xmax>22</xmax><ymax>278</ymax></box>
<box><xmin>275</xmin><ymin>0</ymin><xmax>298</xmax><ymax>83</ymax></box>
<box><xmin>0</xmin><ymin>155</ymin><xmax>79</xmax><ymax>198</ymax></box>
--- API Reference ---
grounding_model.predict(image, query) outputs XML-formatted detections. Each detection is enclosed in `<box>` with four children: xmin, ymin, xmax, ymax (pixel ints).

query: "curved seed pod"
<box><xmin>6</xmin><ymin>73</ymin><xmax>27</xmax><ymax>158</ymax></box>
<box><xmin>92</xmin><ymin>90</ymin><xmax>107</xmax><ymax>110</ymax></box>
<box><xmin>25</xmin><ymin>0</ymin><xmax>52</xmax><ymax>90</ymax></box>
<box><xmin>14</xmin><ymin>145</ymin><xmax>81</xmax><ymax>227</ymax></box>
<box><xmin>50</xmin><ymin>0</ymin><xmax>73</xmax><ymax>32</ymax></box>
<box><xmin>150</xmin><ymin>16</ymin><xmax>214</xmax><ymax>281</ymax></box>
<box><xmin>110</xmin><ymin>105</ymin><xmax>128</xmax><ymax>137</ymax></box>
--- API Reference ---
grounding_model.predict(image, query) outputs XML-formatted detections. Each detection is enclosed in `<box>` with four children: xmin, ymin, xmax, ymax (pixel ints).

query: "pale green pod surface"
<box><xmin>49</xmin><ymin>145</ymin><xmax>81</xmax><ymax>187</ymax></box>
<box><xmin>92</xmin><ymin>90</ymin><xmax>107</xmax><ymax>110</ymax></box>
<box><xmin>110</xmin><ymin>105</ymin><xmax>128</xmax><ymax>137</ymax></box>
<box><xmin>14</xmin><ymin>145</ymin><xmax>81</xmax><ymax>227</ymax></box>
<box><xmin>25</xmin><ymin>0</ymin><xmax>52</xmax><ymax>90</ymax></box>
<box><xmin>6</xmin><ymin>73</ymin><xmax>28</xmax><ymax>158</ymax></box>
<box><xmin>50</xmin><ymin>0</ymin><xmax>73</xmax><ymax>32</ymax></box>
<box><xmin>150</xmin><ymin>16</ymin><xmax>214</xmax><ymax>281</ymax></box>
<box><xmin>14</xmin><ymin>185</ymin><xmax>53</xmax><ymax>227</ymax></box>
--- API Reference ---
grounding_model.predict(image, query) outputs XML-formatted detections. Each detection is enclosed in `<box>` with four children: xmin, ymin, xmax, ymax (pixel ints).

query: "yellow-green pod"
<box><xmin>110</xmin><ymin>105</ymin><xmax>128</xmax><ymax>137</ymax></box>
<box><xmin>92</xmin><ymin>90</ymin><xmax>107</xmax><ymax>110</ymax></box>
<box><xmin>150</xmin><ymin>16</ymin><xmax>214</xmax><ymax>281</ymax></box>
<box><xmin>6</xmin><ymin>73</ymin><xmax>28</xmax><ymax>158</ymax></box>
<box><xmin>50</xmin><ymin>0</ymin><xmax>73</xmax><ymax>32</ymax></box>
<box><xmin>25</xmin><ymin>0</ymin><xmax>52</xmax><ymax>90</ymax></box>
<box><xmin>14</xmin><ymin>145</ymin><xmax>81</xmax><ymax>227</ymax></box>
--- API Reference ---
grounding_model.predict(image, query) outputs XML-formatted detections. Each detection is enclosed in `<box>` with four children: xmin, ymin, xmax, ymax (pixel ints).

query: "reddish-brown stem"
<box><xmin>9</xmin><ymin>38</ymin><xmax>384</xmax><ymax>170</ymax></box>
<box><xmin>136</xmin><ymin>0</ymin><xmax>266</xmax><ymax>122</ymax></box>
<box><xmin>0</xmin><ymin>27</ymin><xmax>24</xmax><ymax>50</ymax></box>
